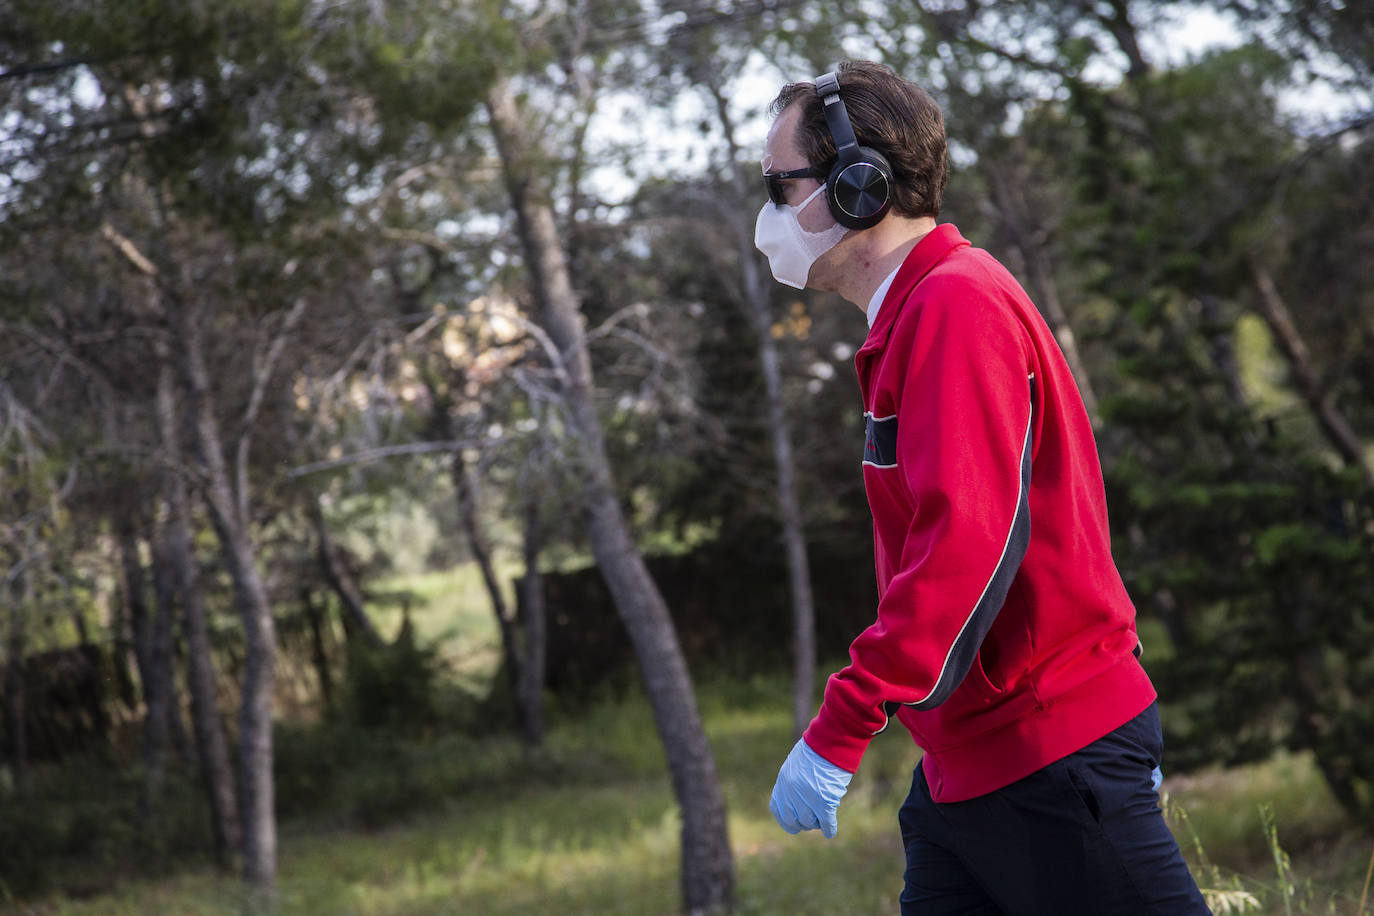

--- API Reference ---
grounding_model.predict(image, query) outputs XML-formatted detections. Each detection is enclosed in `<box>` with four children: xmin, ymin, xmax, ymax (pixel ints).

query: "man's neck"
<box><xmin>826</xmin><ymin>216</ymin><xmax>937</xmax><ymax>313</ymax></box>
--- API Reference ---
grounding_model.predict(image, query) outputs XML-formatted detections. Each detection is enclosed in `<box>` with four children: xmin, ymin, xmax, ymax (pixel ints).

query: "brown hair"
<box><xmin>771</xmin><ymin>60</ymin><xmax>948</xmax><ymax>220</ymax></box>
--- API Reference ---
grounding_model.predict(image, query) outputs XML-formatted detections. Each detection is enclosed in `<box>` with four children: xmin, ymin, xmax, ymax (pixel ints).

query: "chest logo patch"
<box><xmin>863</xmin><ymin>412</ymin><xmax>898</xmax><ymax>468</ymax></box>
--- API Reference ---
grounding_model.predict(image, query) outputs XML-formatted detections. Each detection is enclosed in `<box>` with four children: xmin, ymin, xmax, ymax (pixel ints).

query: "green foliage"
<box><xmin>329</xmin><ymin>0</ymin><xmax>513</xmax><ymax>131</ymax></box>
<box><xmin>3</xmin><ymin>2</ymin><xmax>1373</xmax><ymax>910</ymax></box>
<box><xmin>1103</xmin><ymin>293</ymin><xmax>1374</xmax><ymax>801</ymax></box>
<box><xmin>340</xmin><ymin>627</ymin><xmax>443</xmax><ymax>733</ymax></box>
<box><xmin>0</xmin><ymin>759</ymin><xmax>212</xmax><ymax>901</ymax></box>
<box><xmin>1068</xmin><ymin>44</ymin><xmax>1374</xmax><ymax>822</ymax></box>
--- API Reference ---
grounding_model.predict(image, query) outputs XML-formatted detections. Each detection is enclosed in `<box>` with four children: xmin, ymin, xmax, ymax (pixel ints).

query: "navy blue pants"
<box><xmin>898</xmin><ymin>703</ymin><xmax>1210</xmax><ymax>914</ymax></box>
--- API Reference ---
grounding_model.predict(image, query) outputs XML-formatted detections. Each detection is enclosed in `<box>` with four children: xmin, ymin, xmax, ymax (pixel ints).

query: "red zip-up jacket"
<box><xmin>802</xmin><ymin>224</ymin><xmax>1157</xmax><ymax>803</ymax></box>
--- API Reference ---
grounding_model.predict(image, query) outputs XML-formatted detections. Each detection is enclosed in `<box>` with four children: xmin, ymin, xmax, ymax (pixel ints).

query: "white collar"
<box><xmin>866</xmin><ymin>266</ymin><xmax>901</xmax><ymax>327</ymax></box>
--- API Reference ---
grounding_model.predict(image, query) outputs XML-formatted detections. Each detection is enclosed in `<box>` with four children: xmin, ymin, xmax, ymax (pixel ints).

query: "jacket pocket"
<box><xmin>968</xmin><ymin>649</ymin><xmax>1006</xmax><ymax>698</ymax></box>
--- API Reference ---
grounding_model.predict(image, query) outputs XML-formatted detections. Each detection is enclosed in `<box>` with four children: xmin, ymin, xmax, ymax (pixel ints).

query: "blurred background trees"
<box><xmin>0</xmin><ymin>0</ymin><xmax>1370</xmax><ymax>911</ymax></box>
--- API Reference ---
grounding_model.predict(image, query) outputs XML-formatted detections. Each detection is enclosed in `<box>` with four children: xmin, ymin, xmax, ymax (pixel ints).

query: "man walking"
<box><xmin>757</xmin><ymin>60</ymin><xmax>1209</xmax><ymax>914</ymax></box>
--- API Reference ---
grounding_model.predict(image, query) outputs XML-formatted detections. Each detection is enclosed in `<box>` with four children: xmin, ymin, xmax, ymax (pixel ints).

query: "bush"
<box><xmin>341</xmin><ymin>625</ymin><xmax>443</xmax><ymax>733</ymax></box>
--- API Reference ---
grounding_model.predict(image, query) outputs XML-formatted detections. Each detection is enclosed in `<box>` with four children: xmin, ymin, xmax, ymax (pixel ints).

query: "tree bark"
<box><xmin>2</xmin><ymin>572</ymin><xmax>28</xmax><ymax>795</ymax></box>
<box><xmin>156</xmin><ymin>361</ymin><xmax>242</xmax><ymax>866</ymax></box>
<box><xmin>116</xmin><ymin>517</ymin><xmax>173</xmax><ymax>808</ymax></box>
<box><xmin>1250</xmin><ymin>259</ymin><xmax>1373</xmax><ymax>485</ymax></box>
<box><xmin>517</xmin><ymin>489</ymin><xmax>546</xmax><ymax>747</ymax></box>
<box><xmin>300</xmin><ymin>586</ymin><xmax>334</xmax><ymax>712</ymax></box>
<box><xmin>487</xmin><ymin>75</ymin><xmax>735</xmax><ymax>914</ymax></box>
<box><xmin>1196</xmin><ymin>292</ymin><xmax>1250</xmax><ymax>411</ymax></box>
<box><xmin>1090</xmin><ymin>0</ymin><xmax>1151</xmax><ymax>83</ymax></box>
<box><xmin>452</xmin><ymin>449</ymin><xmax>523</xmax><ymax>716</ymax></box>
<box><xmin>709</xmin><ymin>81</ymin><xmax>818</xmax><ymax>743</ymax></box>
<box><xmin>741</xmin><ymin>266</ymin><xmax>817</xmax><ymax>741</ymax></box>
<box><xmin>307</xmin><ymin>498</ymin><xmax>382</xmax><ymax>647</ymax></box>
<box><xmin>172</xmin><ymin>303</ymin><xmax>277</xmax><ymax>893</ymax></box>
<box><xmin>142</xmin><ymin>528</ymin><xmax>175</xmax><ymax>810</ymax></box>
<box><xmin>985</xmin><ymin>160</ymin><xmax>1102</xmax><ymax>426</ymax></box>
<box><xmin>149</xmin><ymin>535</ymin><xmax>194</xmax><ymax>767</ymax></box>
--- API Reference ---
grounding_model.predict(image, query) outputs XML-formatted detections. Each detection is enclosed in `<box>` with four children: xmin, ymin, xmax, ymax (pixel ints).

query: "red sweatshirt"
<box><xmin>803</xmin><ymin>224</ymin><xmax>1157</xmax><ymax>803</ymax></box>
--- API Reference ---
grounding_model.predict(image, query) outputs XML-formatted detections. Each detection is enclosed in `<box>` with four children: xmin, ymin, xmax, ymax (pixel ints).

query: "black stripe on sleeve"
<box><xmin>907</xmin><ymin>373</ymin><xmax>1035</xmax><ymax>712</ymax></box>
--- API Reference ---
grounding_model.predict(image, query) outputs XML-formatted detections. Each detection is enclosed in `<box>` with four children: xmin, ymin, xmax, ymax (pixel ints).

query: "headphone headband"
<box><xmin>815</xmin><ymin>72</ymin><xmax>858</xmax><ymax>157</ymax></box>
<box><xmin>811</xmin><ymin>70</ymin><xmax>893</xmax><ymax>231</ymax></box>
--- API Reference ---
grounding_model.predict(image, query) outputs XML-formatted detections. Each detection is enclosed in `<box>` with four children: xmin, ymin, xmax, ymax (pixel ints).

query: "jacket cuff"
<box><xmin>802</xmin><ymin>705</ymin><xmax>872</xmax><ymax>774</ymax></box>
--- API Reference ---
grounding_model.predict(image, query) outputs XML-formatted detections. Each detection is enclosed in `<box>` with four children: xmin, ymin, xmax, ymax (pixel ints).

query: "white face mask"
<box><xmin>754</xmin><ymin>183</ymin><xmax>849</xmax><ymax>289</ymax></box>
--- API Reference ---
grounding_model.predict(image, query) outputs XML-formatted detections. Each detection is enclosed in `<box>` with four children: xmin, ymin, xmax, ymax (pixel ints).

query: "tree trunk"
<box><xmin>143</xmin><ymin>531</ymin><xmax>176</xmax><ymax>810</ymax></box>
<box><xmin>150</xmin><ymin>536</ymin><xmax>194</xmax><ymax>767</ymax></box>
<box><xmin>1196</xmin><ymin>293</ymin><xmax>1250</xmax><ymax>410</ymax></box>
<box><xmin>300</xmin><ymin>586</ymin><xmax>334</xmax><ymax>712</ymax></box>
<box><xmin>172</xmin><ymin>304</ymin><xmax>277</xmax><ymax>894</ymax></box>
<box><xmin>1019</xmin><ymin>246</ymin><xmax>1101</xmax><ymax>424</ymax></box>
<box><xmin>487</xmin><ymin>76</ymin><xmax>735</xmax><ymax>914</ymax></box>
<box><xmin>2</xmin><ymin>577</ymin><xmax>28</xmax><ymax>795</ymax></box>
<box><xmin>117</xmin><ymin>519</ymin><xmax>154</xmax><ymax>685</ymax></box>
<box><xmin>1090</xmin><ymin>0</ymin><xmax>1151</xmax><ymax>83</ymax></box>
<box><xmin>985</xmin><ymin>160</ymin><xmax>1102</xmax><ymax>426</ymax></box>
<box><xmin>709</xmin><ymin>81</ymin><xmax>818</xmax><ymax>743</ymax></box>
<box><xmin>156</xmin><ymin>361</ymin><xmax>242</xmax><ymax>866</ymax></box>
<box><xmin>452</xmin><ymin>449</ymin><xmax>523</xmax><ymax>716</ymax></box>
<box><xmin>307</xmin><ymin>498</ymin><xmax>382</xmax><ymax>647</ymax></box>
<box><xmin>116</xmin><ymin>517</ymin><xmax>171</xmax><ymax>807</ymax></box>
<box><xmin>744</xmin><ymin>266</ymin><xmax>816</xmax><ymax>742</ymax></box>
<box><xmin>1250</xmin><ymin>259</ymin><xmax>1373</xmax><ymax>485</ymax></box>
<box><xmin>517</xmin><ymin>490</ymin><xmax>546</xmax><ymax>747</ymax></box>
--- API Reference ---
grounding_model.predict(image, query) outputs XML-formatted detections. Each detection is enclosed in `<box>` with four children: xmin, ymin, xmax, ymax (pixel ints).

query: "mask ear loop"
<box><xmin>794</xmin><ymin>183</ymin><xmax>828</xmax><ymax>212</ymax></box>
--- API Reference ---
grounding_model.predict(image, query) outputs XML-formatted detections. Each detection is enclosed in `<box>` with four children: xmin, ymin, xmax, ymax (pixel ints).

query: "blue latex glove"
<box><xmin>769</xmin><ymin>738</ymin><xmax>853</xmax><ymax>838</ymax></box>
<box><xmin>1151</xmin><ymin>765</ymin><xmax>1164</xmax><ymax>793</ymax></box>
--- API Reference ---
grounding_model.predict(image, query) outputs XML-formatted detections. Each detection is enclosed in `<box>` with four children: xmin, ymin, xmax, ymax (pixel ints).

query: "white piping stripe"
<box><xmin>864</xmin><ymin>411</ymin><xmax>897</xmax><ymax>422</ymax></box>
<box><xmin>862</xmin><ymin>460</ymin><xmax>898</xmax><ymax>469</ymax></box>
<box><xmin>907</xmin><ymin>394</ymin><xmax>1033</xmax><ymax>708</ymax></box>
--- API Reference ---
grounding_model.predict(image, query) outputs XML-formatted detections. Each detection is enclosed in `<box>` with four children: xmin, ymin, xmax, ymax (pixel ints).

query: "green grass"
<box><xmin>12</xmin><ymin>668</ymin><xmax>1373</xmax><ymax>915</ymax></box>
<box><xmin>7</xmin><ymin>563</ymin><xmax>1373</xmax><ymax>915</ymax></box>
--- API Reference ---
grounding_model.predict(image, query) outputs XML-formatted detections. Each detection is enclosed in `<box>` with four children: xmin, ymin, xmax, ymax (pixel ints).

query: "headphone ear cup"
<box><xmin>826</xmin><ymin>146</ymin><xmax>894</xmax><ymax>230</ymax></box>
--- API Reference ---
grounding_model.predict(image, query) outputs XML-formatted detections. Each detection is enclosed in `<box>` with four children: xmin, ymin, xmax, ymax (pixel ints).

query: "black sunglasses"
<box><xmin>763</xmin><ymin>165</ymin><xmax>828</xmax><ymax>204</ymax></box>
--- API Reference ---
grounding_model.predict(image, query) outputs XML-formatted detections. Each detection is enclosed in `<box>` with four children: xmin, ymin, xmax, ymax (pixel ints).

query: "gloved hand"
<box><xmin>769</xmin><ymin>738</ymin><xmax>853</xmax><ymax>838</ymax></box>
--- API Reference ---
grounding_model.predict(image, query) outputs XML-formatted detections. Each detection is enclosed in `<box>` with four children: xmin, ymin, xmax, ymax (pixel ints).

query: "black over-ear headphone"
<box><xmin>815</xmin><ymin>71</ymin><xmax>893</xmax><ymax>230</ymax></box>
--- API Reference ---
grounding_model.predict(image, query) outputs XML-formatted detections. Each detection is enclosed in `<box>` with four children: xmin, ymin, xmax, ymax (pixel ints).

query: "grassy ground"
<box><xmin>11</xmin><ymin>676</ymin><xmax>1373</xmax><ymax>915</ymax></box>
<box><xmin>6</xmin><ymin>563</ymin><xmax>1372</xmax><ymax>914</ymax></box>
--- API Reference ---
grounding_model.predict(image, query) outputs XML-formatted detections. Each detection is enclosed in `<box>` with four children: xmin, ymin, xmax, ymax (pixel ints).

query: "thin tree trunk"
<box><xmin>143</xmin><ymin>531</ymin><xmax>176</xmax><ymax>810</ymax></box>
<box><xmin>70</xmin><ymin>609</ymin><xmax>111</xmax><ymax>751</ymax></box>
<box><xmin>116</xmin><ymin>518</ymin><xmax>168</xmax><ymax>799</ymax></box>
<box><xmin>117</xmin><ymin>520</ymin><xmax>153</xmax><ymax>677</ymax></box>
<box><xmin>745</xmin><ymin>281</ymin><xmax>816</xmax><ymax>741</ymax></box>
<box><xmin>1020</xmin><ymin>247</ymin><xmax>1101</xmax><ymax>424</ymax></box>
<box><xmin>1091</xmin><ymin>0</ymin><xmax>1151</xmax><ymax>83</ymax></box>
<box><xmin>307</xmin><ymin>498</ymin><xmax>382</xmax><ymax>647</ymax></box>
<box><xmin>150</xmin><ymin>535</ymin><xmax>194</xmax><ymax>767</ymax></box>
<box><xmin>99</xmin><ymin>218</ymin><xmax>247</xmax><ymax>866</ymax></box>
<box><xmin>452</xmin><ymin>449</ymin><xmax>523</xmax><ymax>714</ymax></box>
<box><xmin>709</xmin><ymin>81</ymin><xmax>818</xmax><ymax>743</ymax></box>
<box><xmin>300</xmin><ymin>586</ymin><xmax>334</xmax><ymax>712</ymax></box>
<box><xmin>172</xmin><ymin>304</ymin><xmax>277</xmax><ymax>894</ymax></box>
<box><xmin>156</xmin><ymin>362</ymin><xmax>242</xmax><ymax>865</ymax></box>
<box><xmin>985</xmin><ymin>161</ymin><xmax>1102</xmax><ymax>426</ymax></box>
<box><xmin>517</xmin><ymin>490</ymin><xmax>546</xmax><ymax>747</ymax></box>
<box><xmin>1197</xmin><ymin>292</ymin><xmax>1250</xmax><ymax>410</ymax></box>
<box><xmin>487</xmin><ymin>75</ymin><xmax>734</xmax><ymax>914</ymax></box>
<box><xmin>1250</xmin><ymin>259</ymin><xmax>1373</xmax><ymax>485</ymax></box>
<box><xmin>2</xmin><ymin>575</ymin><xmax>28</xmax><ymax>795</ymax></box>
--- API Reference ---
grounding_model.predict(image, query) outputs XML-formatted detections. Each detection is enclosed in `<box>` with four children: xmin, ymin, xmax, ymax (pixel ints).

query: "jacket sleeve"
<box><xmin>804</xmin><ymin>281</ymin><xmax>1035</xmax><ymax>773</ymax></box>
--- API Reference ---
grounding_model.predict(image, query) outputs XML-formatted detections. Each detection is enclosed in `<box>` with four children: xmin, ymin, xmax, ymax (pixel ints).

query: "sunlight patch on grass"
<box><xmin>371</xmin><ymin>564</ymin><xmax>513</xmax><ymax>694</ymax></box>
